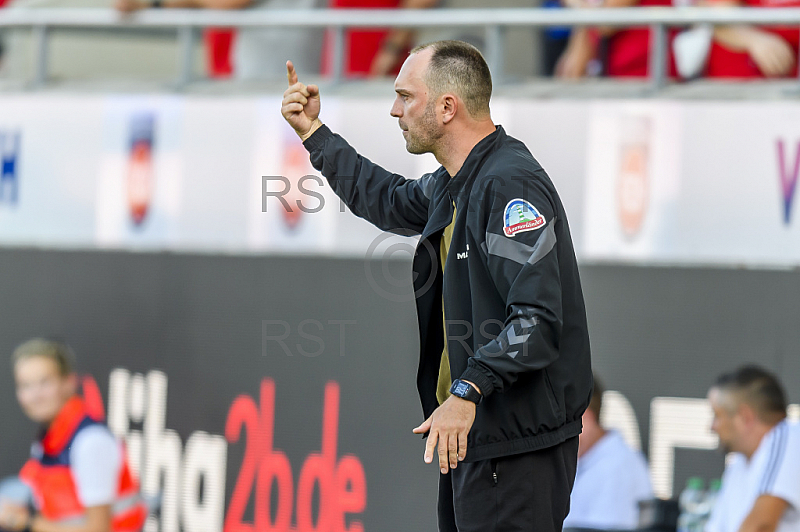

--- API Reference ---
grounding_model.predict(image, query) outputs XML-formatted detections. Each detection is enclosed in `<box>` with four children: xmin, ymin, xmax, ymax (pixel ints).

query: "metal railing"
<box><xmin>1</xmin><ymin>6</ymin><xmax>800</xmax><ymax>89</ymax></box>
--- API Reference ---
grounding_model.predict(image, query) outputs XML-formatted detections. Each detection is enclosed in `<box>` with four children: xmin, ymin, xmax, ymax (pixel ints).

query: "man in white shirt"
<box><xmin>564</xmin><ymin>375</ymin><xmax>653</xmax><ymax>530</ymax></box>
<box><xmin>706</xmin><ymin>365</ymin><xmax>800</xmax><ymax>532</ymax></box>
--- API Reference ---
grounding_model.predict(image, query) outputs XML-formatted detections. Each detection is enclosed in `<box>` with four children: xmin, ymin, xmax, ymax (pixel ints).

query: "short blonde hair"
<box><xmin>12</xmin><ymin>338</ymin><xmax>76</xmax><ymax>377</ymax></box>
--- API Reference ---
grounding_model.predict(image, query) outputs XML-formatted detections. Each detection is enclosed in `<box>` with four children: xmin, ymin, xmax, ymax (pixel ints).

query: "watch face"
<box><xmin>454</xmin><ymin>381</ymin><xmax>469</xmax><ymax>396</ymax></box>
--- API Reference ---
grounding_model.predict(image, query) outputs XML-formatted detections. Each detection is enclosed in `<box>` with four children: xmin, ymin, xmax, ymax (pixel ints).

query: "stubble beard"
<box><xmin>404</xmin><ymin>101</ymin><xmax>443</xmax><ymax>155</ymax></box>
<box><xmin>715</xmin><ymin>433</ymin><xmax>736</xmax><ymax>455</ymax></box>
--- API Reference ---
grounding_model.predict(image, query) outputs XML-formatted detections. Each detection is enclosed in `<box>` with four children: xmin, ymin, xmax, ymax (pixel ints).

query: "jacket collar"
<box><xmin>446</xmin><ymin>125</ymin><xmax>505</xmax><ymax>197</ymax></box>
<box><xmin>41</xmin><ymin>396</ymin><xmax>90</xmax><ymax>455</ymax></box>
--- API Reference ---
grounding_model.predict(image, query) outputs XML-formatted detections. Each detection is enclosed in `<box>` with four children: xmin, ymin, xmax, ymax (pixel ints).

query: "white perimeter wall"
<box><xmin>1</xmin><ymin>93</ymin><xmax>799</xmax><ymax>266</ymax></box>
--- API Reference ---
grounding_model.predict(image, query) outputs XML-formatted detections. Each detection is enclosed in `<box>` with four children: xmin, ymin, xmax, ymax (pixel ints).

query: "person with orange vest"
<box><xmin>0</xmin><ymin>339</ymin><xmax>147</xmax><ymax>532</ymax></box>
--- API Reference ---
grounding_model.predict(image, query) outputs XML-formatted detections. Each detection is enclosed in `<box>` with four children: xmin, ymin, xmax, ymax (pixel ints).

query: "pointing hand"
<box><xmin>281</xmin><ymin>60</ymin><xmax>322</xmax><ymax>141</ymax></box>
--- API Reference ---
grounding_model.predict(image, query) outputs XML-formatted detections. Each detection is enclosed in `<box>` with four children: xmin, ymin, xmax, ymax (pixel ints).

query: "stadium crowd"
<box><xmin>0</xmin><ymin>0</ymin><xmax>795</xmax><ymax>81</ymax></box>
<box><xmin>109</xmin><ymin>0</ymin><xmax>798</xmax><ymax>80</ymax></box>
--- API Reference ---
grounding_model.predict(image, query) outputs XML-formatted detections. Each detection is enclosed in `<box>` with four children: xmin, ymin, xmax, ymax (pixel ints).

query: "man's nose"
<box><xmin>390</xmin><ymin>102</ymin><xmax>402</xmax><ymax>118</ymax></box>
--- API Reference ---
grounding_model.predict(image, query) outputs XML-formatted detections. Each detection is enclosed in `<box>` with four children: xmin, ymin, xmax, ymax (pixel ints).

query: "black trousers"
<box><xmin>438</xmin><ymin>436</ymin><xmax>579</xmax><ymax>532</ymax></box>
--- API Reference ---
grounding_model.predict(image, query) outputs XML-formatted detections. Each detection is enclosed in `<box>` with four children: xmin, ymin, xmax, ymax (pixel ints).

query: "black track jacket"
<box><xmin>304</xmin><ymin>124</ymin><xmax>592</xmax><ymax>462</ymax></box>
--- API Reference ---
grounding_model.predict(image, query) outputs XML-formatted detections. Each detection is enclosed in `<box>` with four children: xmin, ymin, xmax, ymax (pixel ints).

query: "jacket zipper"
<box><xmin>491</xmin><ymin>459</ymin><xmax>498</xmax><ymax>487</ymax></box>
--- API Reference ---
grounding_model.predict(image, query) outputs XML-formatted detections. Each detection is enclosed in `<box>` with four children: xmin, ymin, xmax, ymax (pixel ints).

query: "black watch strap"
<box><xmin>450</xmin><ymin>379</ymin><xmax>482</xmax><ymax>405</ymax></box>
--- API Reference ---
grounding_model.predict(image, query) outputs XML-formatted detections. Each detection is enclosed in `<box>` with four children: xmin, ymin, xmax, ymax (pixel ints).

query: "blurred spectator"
<box><xmin>0</xmin><ymin>339</ymin><xmax>147</xmax><ymax>532</ymax></box>
<box><xmin>563</xmin><ymin>374</ymin><xmax>653</xmax><ymax>530</ymax></box>
<box><xmin>205</xmin><ymin>28</ymin><xmax>234</xmax><ymax>78</ymax></box>
<box><xmin>414</xmin><ymin>0</ymin><xmax>483</xmax><ymax>52</ymax></box>
<box><xmin>555</xmin><ymin>26</ymin><xmax>599</xmax><ymax>78</ymax></box>
<box><xmin>114</xmin><ymin>0</ymin><xmax>323</xmax><ymax>81</ymax></box>
<box><xmin>706</xmin><ymin>366</ymin><xmax>800</xmax><ymax>532</ymax></box>
<box><xmin>233</xmin><ymin>0</ymin><xmax>322</xmax><ymax>80</ymax></box>
<box><xmin>702</xmin><ymin>0</ymin><xmax>798</xmax><ymax>78</ymax></box>
<box><xmin>322</xmin><ymin>0</ymin><xmax>438</xmax><ymax>78</ymax></box>
<box><xmin>0</xmin><ymin>0</ymin><xmax>7</xmax><ymax>72</ymax></box>
<box><xmin>541</xmin><ymin>0</ymin><xmax>574</xmax><ymax>76</ymax></box>
<box><xmin>556</xmin><ymin>0</ymin><xmax>678</xmax><ymax>79</ymax></box>
<box><xmin>414</xmin><ymin>0</ymin><xmax>534</xmax><ymax>62</ymax></box>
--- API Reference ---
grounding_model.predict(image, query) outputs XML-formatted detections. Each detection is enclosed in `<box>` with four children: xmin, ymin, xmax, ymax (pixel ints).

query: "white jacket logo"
<box><xmin>457</xmin><ymin>245</ymin><xmax>469</xmax><ymax>260</ymax></box>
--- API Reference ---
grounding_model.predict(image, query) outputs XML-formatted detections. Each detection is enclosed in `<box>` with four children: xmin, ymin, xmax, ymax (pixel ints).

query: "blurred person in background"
<box><xmin>555</xmin><ymin>0</ymin><xmax>678</xmax><ymax>78</ymax></box>
<box><xmin>706</xmin><ymin>365</ymin><xmax>800</xmax><ymax>532</ymax></box>
<box><xmin>204</xmin><ymin>29</ymin><xmax>235</xmax><ymax>78</ymax></box>
<box><xmin>701</xmin><ymin>0</ymin><xmax>798</xmax><ymax>78</ymax></box>
<box><xmin>114</xmin><ymin>0</ymin><xmax>322</xmax><ymax>80</ymax></box>
<box><xmin>413</xmin><ymin>0</ymin><xmax>537</xmax><ymax>68</ymax></box>
<box><xmin>0</xmin><ymin>339</ymin><xmax>147</xmax><ymax>532</ymax></box>
<box><xmin>322</xmin><ymin>0</ymin><xmax>438</xmax><ymax>78</ymax></box>
<box><xmin>0</xmin><ymin>0</ymin><xmax>7</xmax><ymax>72</ymax></box>
<box><xmin>563</xmin><ymin>373</ymin><xmax>653</xmax><ymax>530</ymax></box>
<box><xmin>540</xmin><ymin>0</ymin><xmax>573</xmax><ymax>76</ymax></box>
<box><xmin>412</xmin><ymin>0</ymin><xmax>490</xmax><ymax>57</ymax></box>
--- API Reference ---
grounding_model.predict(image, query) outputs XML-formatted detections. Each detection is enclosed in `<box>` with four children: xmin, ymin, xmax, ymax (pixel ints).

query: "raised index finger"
<box><xmin>286</xmin><ymin>60</ymin><xmax>298</xmax><ymax>87</ymax></box>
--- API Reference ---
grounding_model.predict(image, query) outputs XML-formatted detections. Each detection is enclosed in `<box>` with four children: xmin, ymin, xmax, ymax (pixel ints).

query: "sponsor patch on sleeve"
<box><xmin>503</xmin><ymin>199</ymin><xmax>546</xmax><ymax>237</ymax></box>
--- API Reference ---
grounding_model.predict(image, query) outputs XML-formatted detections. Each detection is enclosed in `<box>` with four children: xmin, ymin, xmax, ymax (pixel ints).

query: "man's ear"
<box><xmin>441</xmin><ymin>94</ymin><xmax>458</xmax><ymax>124</ymax></box>
<box><xmin>737</xmin><ymin>402</ymin><xmax>757</xmax><ymax>426</ymax></box>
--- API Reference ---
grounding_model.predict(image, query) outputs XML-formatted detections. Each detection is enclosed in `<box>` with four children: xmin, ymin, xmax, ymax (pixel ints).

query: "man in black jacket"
<box><xmin>281</xmin><ymin>40</ymin><xmax>592</xmax><ymax>532</ymax></box>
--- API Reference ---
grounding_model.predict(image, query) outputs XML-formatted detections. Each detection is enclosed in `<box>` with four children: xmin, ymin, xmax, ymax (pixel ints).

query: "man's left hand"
<box><xmin>0</xmin><ymin>501</ymin><xmax>30</xmax><ymax>532</ymax></box>
<box><xmin>412</xmin><ymin>395</ymin><xmax>476</xmax><ymax>474</ymax></box>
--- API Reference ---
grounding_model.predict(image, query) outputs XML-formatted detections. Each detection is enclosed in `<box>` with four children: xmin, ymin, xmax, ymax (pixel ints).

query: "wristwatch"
<box><xmin>449</xmin><ymin>379</ymin><xmax>482</xmax><ymax>405</ymax></box>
